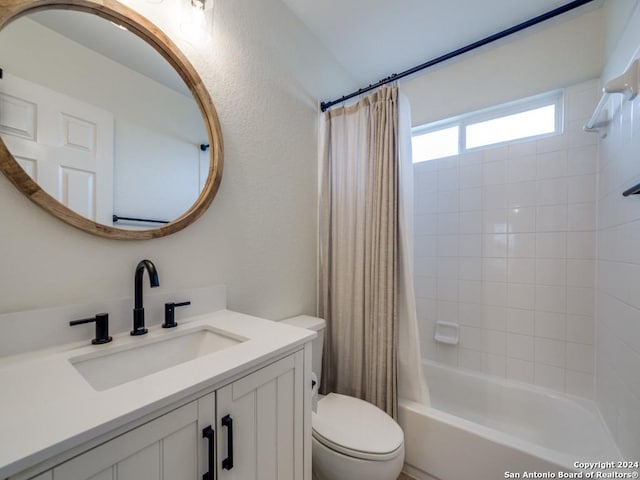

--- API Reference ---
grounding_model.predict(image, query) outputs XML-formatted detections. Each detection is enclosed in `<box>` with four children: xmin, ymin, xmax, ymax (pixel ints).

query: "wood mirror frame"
<box><xmin>0</xmin><ymin>0</ymin><xmax>223</xmax><ymax>240</ymax></box>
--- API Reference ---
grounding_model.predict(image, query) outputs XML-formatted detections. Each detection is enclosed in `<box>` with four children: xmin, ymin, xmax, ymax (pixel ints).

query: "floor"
<box><xmin>398</xmin><ymin>474</ymin><xmax>417</xmax><ymax>480</ymax></box>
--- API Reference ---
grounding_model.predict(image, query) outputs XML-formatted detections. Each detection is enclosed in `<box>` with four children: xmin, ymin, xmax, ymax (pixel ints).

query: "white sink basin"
<box><xmin>70</xmin><ymin>327</ymin><xmax>245</xmax><ymax>391</ymax></box>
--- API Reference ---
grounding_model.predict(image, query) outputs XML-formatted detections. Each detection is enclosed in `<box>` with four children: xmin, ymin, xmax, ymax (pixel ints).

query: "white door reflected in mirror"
<box><xmin>0</xmin><ymin>9</ymin><xmax>209</xmax><ymax>229</ymax></box>
<box><xmin>1</xmin><ymin>72</ymin><xmax>114</xmax><ymax>224</ymax></box>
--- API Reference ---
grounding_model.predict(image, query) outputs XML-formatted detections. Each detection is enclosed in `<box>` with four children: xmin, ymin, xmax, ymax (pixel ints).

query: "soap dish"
<box><xmin>434</xmin><ymin>321</ymin><xmax>459</xmax><ymax>345</ymax></box>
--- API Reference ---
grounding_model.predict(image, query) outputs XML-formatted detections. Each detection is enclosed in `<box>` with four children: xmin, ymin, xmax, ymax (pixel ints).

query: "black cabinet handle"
<box><xmin>202</xmin><ymin>425</ymin><xmax>215</xmax><ymax>480</ymax></box>
<box><xmin>221</xmin><ymin>414</ymin><xmax>234</xmax><ymax>470</ymax></box>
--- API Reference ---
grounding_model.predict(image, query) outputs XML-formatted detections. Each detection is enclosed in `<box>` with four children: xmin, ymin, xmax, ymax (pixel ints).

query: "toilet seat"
<box><xmin>312</xmin><ymin>393</ymin><xmax>404</xmax><ymax>461</ymax></box>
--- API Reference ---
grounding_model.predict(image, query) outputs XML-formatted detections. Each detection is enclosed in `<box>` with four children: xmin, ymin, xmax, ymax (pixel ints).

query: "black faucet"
<box><xmin>163</xmin><ymin>301</ymin><xmax>191</xmax><ymax>328</ymax></box>
<box><xmin>70</xmin><ymin>313</ymin><xmax>112</xmax><ymax>344</ymax></box>
<box><xmin>131</xmin><ymin>259</ymin><xmax>160</xmax><ymax>336</ymax></box>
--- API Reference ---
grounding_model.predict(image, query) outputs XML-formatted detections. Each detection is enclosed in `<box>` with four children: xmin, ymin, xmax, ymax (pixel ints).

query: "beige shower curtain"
<box><xmin>319</xmin><ymin>86</ymin><xmax>399</xmax><ymax>417</ymax></box>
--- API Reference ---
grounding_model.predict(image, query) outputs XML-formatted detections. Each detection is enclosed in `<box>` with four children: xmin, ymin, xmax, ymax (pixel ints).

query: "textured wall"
<box><xmin>0</xmin><ymin>0</ymin><xmax>355</xmax><ymax>323</ymax></box>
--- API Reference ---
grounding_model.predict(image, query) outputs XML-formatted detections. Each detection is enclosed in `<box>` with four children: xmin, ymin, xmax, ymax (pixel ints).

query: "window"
<box><xmin>412</xmin><ymin>90</ymin><xmax>563</xmax><ymax>163</ymax></box>
<box><xmin>412</xmin><ymin>125</ymin><xmax>459</xmax><ymax>162</ymax></box>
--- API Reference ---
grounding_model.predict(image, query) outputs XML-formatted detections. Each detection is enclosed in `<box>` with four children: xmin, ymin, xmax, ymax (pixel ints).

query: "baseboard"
<box><xmin>403</xmin><ymin>463</ymin><xmax>440</xmax><ymax>480</ymax></box>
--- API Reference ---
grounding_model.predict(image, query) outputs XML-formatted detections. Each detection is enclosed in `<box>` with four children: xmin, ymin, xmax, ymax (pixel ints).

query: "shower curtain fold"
<box><xmin>397</xmin><ymin>91</ymin><xmax>430</xmax><ymax>405</ymax></box>
<box><xmin>319</xmin><ymin>85</ymin><xmax>428</xmax><ymax>418</ymax></box>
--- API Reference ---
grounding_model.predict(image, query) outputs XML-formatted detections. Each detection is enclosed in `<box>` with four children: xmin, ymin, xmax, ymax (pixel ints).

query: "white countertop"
<box><xmin>0</xmin><ymin>309</ymin><xmax>314</xmax><ymax>478</ymax></box>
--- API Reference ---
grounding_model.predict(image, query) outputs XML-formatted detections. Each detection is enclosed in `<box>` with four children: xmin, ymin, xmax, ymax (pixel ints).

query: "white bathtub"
<box><xmin>399</xmin><ymin>361</ymin><xmax>622</xmax><ymax>480</ymax></box>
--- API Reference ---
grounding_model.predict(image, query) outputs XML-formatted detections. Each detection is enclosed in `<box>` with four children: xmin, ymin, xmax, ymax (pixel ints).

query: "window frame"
<box><xmin>411</xmin><ymin>89</ymin><xmax>564</xmax><ymax>163</ymax></box>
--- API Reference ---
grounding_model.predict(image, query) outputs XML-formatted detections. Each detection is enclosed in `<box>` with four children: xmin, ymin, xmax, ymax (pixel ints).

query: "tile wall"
<box><xmin>596</xmin><ymin>72</ymin><xmax>640</xmax><ymax>458</ymax></box>
<box><xmin>413</xmin><ymin>80</ymin><xmax>599</xmax><ymax>398</ymax></box>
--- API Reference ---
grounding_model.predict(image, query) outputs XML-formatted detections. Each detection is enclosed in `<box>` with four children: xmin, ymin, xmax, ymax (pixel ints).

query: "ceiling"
<box><xmin>27</xmin><ymin>1</ymin><xmax>602</xmax><ymax>102</ymax></box>
<box><xmin>30</xmin><ymin>10</ymin><xmax>191</xmax><ymax>97</ymax></box>
<box><xmin>279</xmin><ymin>0</ymin><xmax>601</xmax><ymax>86</ymax></box>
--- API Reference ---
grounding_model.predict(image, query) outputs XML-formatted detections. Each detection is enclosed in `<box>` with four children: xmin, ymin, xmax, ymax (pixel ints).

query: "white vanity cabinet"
<box><xmin>216</xmin><ymin>351</ymin><xmax>304</xmax><ymax>480</ymax></box>
<box><xmin>52</xmin><ymin>400</ymin><xmax>202</xmax><ymax>480</ymax></box>
<box><xmin>19</xmin><ymin>351</ymin><xmax>306</xmax><ymax>480</ymax></box>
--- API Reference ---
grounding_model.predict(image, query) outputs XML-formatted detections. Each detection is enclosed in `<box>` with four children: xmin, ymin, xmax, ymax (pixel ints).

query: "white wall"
<box><xmin>0</xmin><ymin>0</ymin><xmax>355</xmax><ymax>323</ymax></box>
<box><xmin>596</xmin><ymin>0</ymin><xmax>640</xmax><ymax>461</ymax></box>
<box><xmin>402</xmin><ymin>6</ymin><xmax>605</xmax><ymax>127</ymax></box>
<box><xmin>602</xmin><ymin>0</ymin><xmax>640</xmax><ymax>63</ymax></box>
<box><xmin>413</xmin><ymin>80</ymin><xmax>599</xmax><ymax>397</ymax></box>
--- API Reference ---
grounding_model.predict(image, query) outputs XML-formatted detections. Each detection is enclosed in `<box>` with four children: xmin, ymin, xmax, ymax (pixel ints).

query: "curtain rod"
<box><xmin>320</xmin><ymin>0</ymin><xmax>597</xmax><ymax>112</ymax></box>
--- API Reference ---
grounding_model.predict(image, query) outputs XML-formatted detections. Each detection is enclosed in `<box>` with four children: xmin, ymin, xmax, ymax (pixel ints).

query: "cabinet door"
<box><xmin>52</xmin><ymin>400</ymin><xmax>206</xmax><ymax>480</ymax></box>
<box><xmin>216</xmin><ymin>352</ymin><xmax>304</xmax><ymax>480</ymax></box>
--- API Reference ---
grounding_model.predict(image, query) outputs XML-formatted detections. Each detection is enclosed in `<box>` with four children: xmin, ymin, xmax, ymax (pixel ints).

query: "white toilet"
<box><xmin>281</xmin><ymin>315</ymin><xmax>405</xmax><ymax>480</ymax></box>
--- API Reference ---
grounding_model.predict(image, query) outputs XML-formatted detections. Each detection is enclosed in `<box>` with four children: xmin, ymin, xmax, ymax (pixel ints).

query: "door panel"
<box><xmin>117</xmin><ymin>444</ymin><xmax>159</xmax><ymax>480</ymax></box>
<box><xmin>52</xmin><ymin>402</ymin><xmax>199</xmax><ymax>480</ymax></box>
<box><xmin>0</xmin><ymin>72</ymin><xmax>114</xmax><ymax>224</ymax></box>
<box><xmin>217</xmin><ymin>353</ymin><xmax>303</xmax><ymax>480</ymax></box>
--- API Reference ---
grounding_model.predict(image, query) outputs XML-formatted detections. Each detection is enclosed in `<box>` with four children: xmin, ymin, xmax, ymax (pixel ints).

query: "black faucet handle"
<box><xmin>70</xmin><ymin>313</ymin><xmax>112</xmax><ymax>344</ymax></box>
<box><xmin>163</xmin><ymin>301</ymin><xmax>191</xmax><ymax>328</ymax></box>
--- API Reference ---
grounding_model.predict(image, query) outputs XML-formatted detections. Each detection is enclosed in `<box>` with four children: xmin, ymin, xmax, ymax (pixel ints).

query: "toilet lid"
<box><xmin>312</xmin><ymin>393</ymin><xmax>404</xmax><ymax>461</ymax></box>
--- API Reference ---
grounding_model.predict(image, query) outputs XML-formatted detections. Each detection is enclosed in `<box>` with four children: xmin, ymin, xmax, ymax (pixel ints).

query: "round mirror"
<box><xmin>0</xmin><ymin>0</ymin><xmax>223</xmax><ymax>240</ymax></box>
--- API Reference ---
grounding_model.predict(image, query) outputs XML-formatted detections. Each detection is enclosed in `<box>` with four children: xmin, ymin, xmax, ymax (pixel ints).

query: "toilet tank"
<box><xmin>280</xmin><ymin>315</ymin><xmax>325</xmax><ymax>385</ymax></box>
